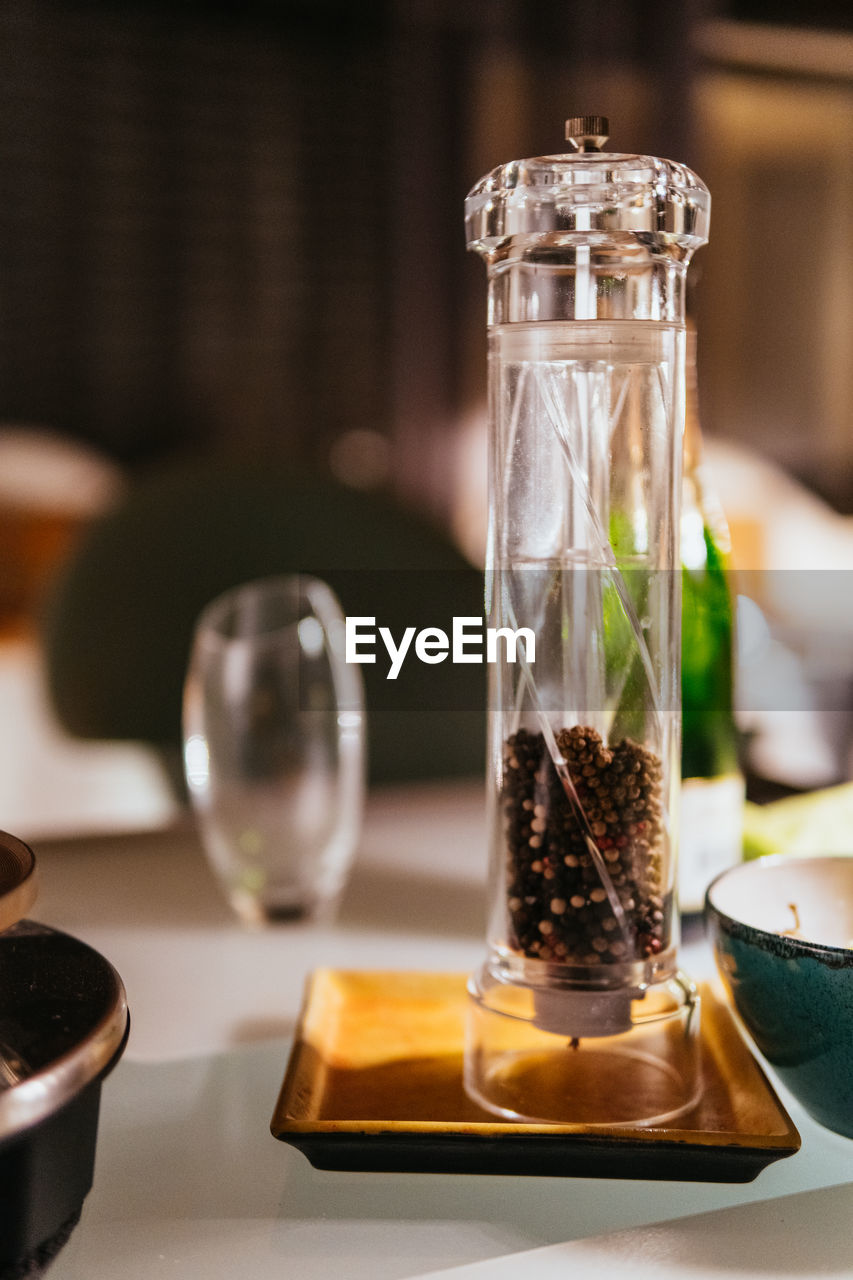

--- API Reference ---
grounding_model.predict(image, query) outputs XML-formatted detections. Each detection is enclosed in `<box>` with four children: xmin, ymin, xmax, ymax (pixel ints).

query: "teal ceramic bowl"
<box><xmin>706</xmin><ymin>855</ymin><xmax>853</xmax><ymax>1139</ymax></box>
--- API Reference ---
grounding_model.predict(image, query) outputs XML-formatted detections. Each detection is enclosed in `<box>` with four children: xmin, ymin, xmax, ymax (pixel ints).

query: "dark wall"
<box><xmin>0</xmin><ymin>1</ymin><xmax>706</xmax><ymax>509</ymax></box>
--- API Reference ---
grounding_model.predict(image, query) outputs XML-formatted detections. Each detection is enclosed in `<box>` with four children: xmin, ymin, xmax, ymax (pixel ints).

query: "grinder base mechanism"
<box><xmin>465</xmin><ymin>965</ymin><xmax>701</xmax><ymax>1126</ymax></box>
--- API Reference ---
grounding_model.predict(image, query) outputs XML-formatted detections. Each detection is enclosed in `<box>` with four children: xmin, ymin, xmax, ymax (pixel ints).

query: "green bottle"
<box><xmin>680</xmin><ymin>325</ymin><xmax>744</xmax><ymax>911</ymax></box>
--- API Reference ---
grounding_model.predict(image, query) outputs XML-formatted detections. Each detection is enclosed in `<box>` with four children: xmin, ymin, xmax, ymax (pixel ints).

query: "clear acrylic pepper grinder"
<box><xmin>464</xmin><ymin>117</ymin><xmax>710</xmax><ymax>1125</ymax></box>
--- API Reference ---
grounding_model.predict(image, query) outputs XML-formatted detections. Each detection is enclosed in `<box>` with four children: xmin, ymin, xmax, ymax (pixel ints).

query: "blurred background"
<box><xmin>0</xmin><ymin>0</ymin><xmax>851</xmax><ymax>826</ymax></box>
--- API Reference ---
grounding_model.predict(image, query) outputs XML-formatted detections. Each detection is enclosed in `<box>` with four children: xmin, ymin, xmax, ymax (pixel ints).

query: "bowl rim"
<box><xmin>0</xmin><ymin>922</ymin><xmax>129</xmax><ymax>1143</ymax></box>
<box><xmin>0</xmin><ymin>829</ymin><xmax>39</xmax><ymax>933</ymax></box>
<box><xmin>704</xmin><ymin>853</ymin><xmax>853</xmax><ymax>965</ymax></box>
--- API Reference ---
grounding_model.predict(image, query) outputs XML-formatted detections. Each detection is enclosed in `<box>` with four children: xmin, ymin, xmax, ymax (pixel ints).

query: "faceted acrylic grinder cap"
<box><xmin>465</xmin><ymin>115</ymin><xmax>710</xmax><ymax>255</ymax></box>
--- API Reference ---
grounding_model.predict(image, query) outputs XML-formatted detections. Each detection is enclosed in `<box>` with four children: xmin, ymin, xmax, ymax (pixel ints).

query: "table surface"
<box><xmin>17</xmin><ymin>779</ymin><xmax>852</xmax><ymax>1280</ymax></box>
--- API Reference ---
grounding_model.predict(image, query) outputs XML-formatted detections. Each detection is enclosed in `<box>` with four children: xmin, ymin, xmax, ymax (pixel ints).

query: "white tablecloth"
<box><xmin>4</xmin><ymin>637</ymin><xmax>850</xmax><ymax>1280</ymax></box>
<box><xmin>20</xmin><ymin>783</ymin><xmax>853</xmax><ymax>1280</ymax></box>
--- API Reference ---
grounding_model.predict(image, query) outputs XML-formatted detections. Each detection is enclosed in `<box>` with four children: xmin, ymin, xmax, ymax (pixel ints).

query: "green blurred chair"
<box><xmin>41</xmin><ymin>461</ymin><xmax>486</xmax><ymax>787</ymax></box>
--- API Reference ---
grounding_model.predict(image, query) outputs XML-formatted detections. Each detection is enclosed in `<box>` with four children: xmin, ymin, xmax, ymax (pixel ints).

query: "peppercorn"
<box><xmin>502</xmin><ymin>725</ymin><xmax>669</xmax><ymax>963</ymax></box>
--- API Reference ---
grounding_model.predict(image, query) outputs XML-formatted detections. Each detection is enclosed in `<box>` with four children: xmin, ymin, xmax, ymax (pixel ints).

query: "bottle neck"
<box><xmin>683</xmin><ymin>322</ymin><xmax>702</xmax><ymax>472</ymax></box>
<box><xmin>682</xmin><ymin>322</ymin><xmax>732</xmax><ymax>558</ymax></box>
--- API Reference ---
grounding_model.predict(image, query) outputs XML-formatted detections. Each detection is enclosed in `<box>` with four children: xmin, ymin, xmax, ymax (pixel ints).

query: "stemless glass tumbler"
<box><xmin>183</xmin><ymin>575</ymin><xmax>364</xmax><ymax>925</ymax></box>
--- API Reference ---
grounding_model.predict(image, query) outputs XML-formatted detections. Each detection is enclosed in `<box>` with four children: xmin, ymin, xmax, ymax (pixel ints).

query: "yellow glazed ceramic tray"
<box><xmin>271</xmin><ymin>970</ymin><xmax>800</xmax><ymax>1181</ymax></box>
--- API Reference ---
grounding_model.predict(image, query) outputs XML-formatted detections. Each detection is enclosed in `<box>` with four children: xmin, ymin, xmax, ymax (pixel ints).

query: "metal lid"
<box><xmin>465</xmin><ymin>117</ymin><xmax>710</xmax><ymax>255</ymax></box>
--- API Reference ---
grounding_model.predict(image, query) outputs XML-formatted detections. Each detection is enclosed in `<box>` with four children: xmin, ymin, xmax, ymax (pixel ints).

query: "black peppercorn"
<box><xmin>503</xmin><ymin>725</ymin><xmax>669</xmax><ymax>963</ymax></box>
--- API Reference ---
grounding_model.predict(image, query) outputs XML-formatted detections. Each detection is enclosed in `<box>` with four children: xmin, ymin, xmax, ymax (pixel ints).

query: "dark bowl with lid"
<box><xmin>0</xmin><ymin>831</ymin><xmax>129</xmax><ymax>1277</ymax></box>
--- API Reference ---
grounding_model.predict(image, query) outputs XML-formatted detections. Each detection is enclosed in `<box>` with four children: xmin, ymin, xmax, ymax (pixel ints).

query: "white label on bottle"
<box><xmin>678</xmin><ymin>774</ymin><xmax>746</xmax><ymax>913</ymax></box>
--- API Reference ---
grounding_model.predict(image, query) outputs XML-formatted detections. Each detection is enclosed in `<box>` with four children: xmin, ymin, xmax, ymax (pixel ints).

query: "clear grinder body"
<box><xmin>465</xmin><ymin>120</ymin><xmax>710</xmax><ymax>1124</ymax></box>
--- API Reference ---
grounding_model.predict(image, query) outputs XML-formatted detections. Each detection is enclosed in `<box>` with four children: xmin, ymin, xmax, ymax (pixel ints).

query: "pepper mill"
<box><xmin>464</xmin><ymin>117</ymin><xmax>710</xmax><ymax>1124</ymax></box>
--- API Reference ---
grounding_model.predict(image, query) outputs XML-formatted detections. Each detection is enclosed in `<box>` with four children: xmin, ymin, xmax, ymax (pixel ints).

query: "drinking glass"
<box><xmin>182</xmin><ymin>575</ymin><xmax>364</xmax><ymax>924</ymax></box>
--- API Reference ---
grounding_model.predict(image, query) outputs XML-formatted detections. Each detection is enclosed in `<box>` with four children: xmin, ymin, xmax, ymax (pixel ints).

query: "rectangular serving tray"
<box><xmin>271</xmin><ymin>970</ymin><xmax>800</xmax><ymax>1182</ymax></box>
